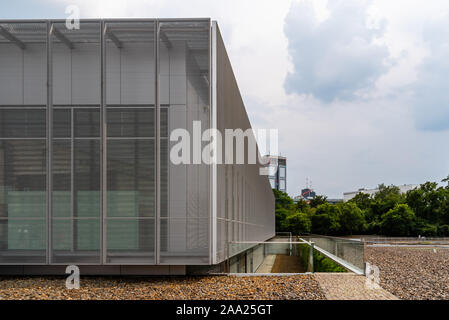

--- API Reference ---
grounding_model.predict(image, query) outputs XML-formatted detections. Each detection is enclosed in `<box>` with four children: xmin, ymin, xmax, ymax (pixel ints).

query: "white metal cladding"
<box><xmin>0</xmin><ymin>19</ymin><xmax>274</xmax><ymax>268</ymax></box>
<box><xmin>214</xmin><ymin>23</ymin><xmax>275</xmax><ymax>264</ymax></box>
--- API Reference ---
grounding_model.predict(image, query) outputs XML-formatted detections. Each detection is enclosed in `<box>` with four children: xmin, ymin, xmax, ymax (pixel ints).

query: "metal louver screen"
<box><xmin>104</xmin><ymin>20</ymin><xmax>156</xmax><ymax>264</ymax></box>
<box><xmin>0</xmin><ymin>20</ymin><xmax>215</xmax><ymax>266</ymax></box>
<box><xmin>159</xmin><ymin>20</ymin><xmax>210</xmax><ymax>264</ymax></box>
<box><xmin>0</xmin><ymin>140</ymin><xmax>46</xmax><ymax>263</ymax></box>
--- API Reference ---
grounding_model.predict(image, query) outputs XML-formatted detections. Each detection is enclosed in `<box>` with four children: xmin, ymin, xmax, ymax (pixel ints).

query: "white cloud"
<box><xmin>409</xmin><ymin>12</ymin><xmax>449</xmax><ymax>131</ymax></box>
<box><xmin>283</xmin><ymin>0</ymin><xmax>391</xmax><ymax>103</ymax></box>
<box><xmin>49</xmin><ymin>0</ymin><xmax>293</xmax><ymax>106</ymax></box>
<box><xmin>38</xmin><ymin>0</ymin><xmax>449</xmax><ymax>197</ymax></box>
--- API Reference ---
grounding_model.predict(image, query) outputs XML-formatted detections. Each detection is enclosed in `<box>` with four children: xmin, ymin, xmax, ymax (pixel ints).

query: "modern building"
<box><xmin>0</xmin><ymin>19</ymin><xmax>275</xmax><ymax>275</ymax></box>
<box><xmin>343</xmin><ymin>184</ymin><xmax>420</xmax><ymax>202</ymax></box>
<box><xmin>267</xmin><ymin>155</ymin><xmax>286</xmax><ymax>193</ymax></box>
<box><xmin>300</xmin><ymin>188</ymin><xmax>316</xmax><ymax>200</ymax></box>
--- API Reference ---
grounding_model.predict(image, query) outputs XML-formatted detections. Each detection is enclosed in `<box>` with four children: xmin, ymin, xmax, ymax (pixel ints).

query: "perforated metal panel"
<box><xmin>105</xmin><ymin>21</ymin><xmax>156</xmax><ymax>264</ymax></box>
<box><xmin>214</xmin><ymin>22</ymin><xmax>275</xmax><ymax>263</ymax></box>
<box><xmin>0</xmin><ymin>19</ymin><xmax>274</xmax><ymax>268</ymax></box>
<box><xmin>50</xmin><ymin>21</ymin><xmax>102</xmax><ymax>264</ymax></box>
<box><xmin>0</xmin><ymin>21</ymin><xmax>47</xmax><ymax>264</ymax></box>
<box><xmin>159</xmin><ymin>20</ymin><xmax>210</xmax><ymax>264</ymax></box>
<box><xmin>0</xmin><ymin>140</ymin><xmax>47</xmax><ymax>263</ymax></box>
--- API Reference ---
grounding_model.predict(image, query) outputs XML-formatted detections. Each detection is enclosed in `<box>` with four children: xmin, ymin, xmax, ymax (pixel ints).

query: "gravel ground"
<box><xmin>0</xmin><ymin>275</ymin><xmax>326</xmax><ymax>300</ymax></box>
<box><xmin>366</xmin><ymin>246</ymin><xmax>449</xmax><ymax>300</ymax></box>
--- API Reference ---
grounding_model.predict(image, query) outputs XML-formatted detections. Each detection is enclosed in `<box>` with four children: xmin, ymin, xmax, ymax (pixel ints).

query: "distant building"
<box><xmin>327</xmin><ymin>199</ymin><xmax>343</xmax><ymax>205</ymax></box>
<box><xmin>267</xmin><ymin>155</ymin><xmax>287</xmax><ymax>193</ymax></box>
<box><xmin>301</xmin><ymin>188</ymin><xmax>316</xmax><ymax>200</ymax></box>
<box><xmin>343</xmin><ymin>184</ymin><xmax>420</xmax><ymax>202</ymax></box>
<box><xmin>294</xmin><ymin>195</ymin><xmax>341</xmax><ymax>205</ymax></box>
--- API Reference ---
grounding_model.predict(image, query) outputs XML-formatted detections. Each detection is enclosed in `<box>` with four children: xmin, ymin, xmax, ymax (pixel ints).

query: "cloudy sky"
<box><xmin>2</xmin><ymin>0</ymin><xmax>449</xmax><ymax>198</ymax></box>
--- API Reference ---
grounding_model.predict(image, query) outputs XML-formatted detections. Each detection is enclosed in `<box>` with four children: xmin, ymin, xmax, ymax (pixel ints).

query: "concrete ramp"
<box><xmin>255</xmin><ymin>255</ymin><xmax>276</xmax><ymax>273</ymax></box>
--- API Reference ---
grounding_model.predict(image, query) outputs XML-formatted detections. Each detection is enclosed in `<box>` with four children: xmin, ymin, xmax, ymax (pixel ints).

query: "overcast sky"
<box><xmin>2</xmin><ymin>0</ymin><xmax>449</xmax><ymax>198</ymax></box>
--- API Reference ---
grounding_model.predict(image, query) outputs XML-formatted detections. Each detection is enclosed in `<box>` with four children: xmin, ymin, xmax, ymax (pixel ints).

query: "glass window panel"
<box><xmin>161</xmin><ymin>139</ymin><xmax>168</xmax><ymax>218</ymax></box>
<box><xmin>52</xmin><ymin>219</ymin><xmax>100</xmax><ymax>251</ymax></box>
<box><xmin>53</xmin><ymin>109</ymin><xmax>71</xmax><ymax>138</ymax></box>
<box><xmin>52</xmin><ymin>140</ymin><xmax>71</xmax><ymax>218</ymax></box>
<box><xmin>74</xmin><ymin>140</ymin><xmax>100</xmax><ymax>218</ymax></box>
<box><xmin>107</xmin><ymin>140</ymin><xmax>154</xmax><ymax>218</ymax></box>
<box><xmin>51</xmin><ymin>218</ymin><xmax>100</xmax><ymax>263</ymax></box>
<box><xmin>161</xmin><ymin>108</ymin><xmax>168</xmax><ymax>137</ymax></box>
<box><xmin>0</xmin><ymin>140</ymin><xmax>46</xmax><ymax>218</ymax></box>
<box><xmin>74</xmin><ymin>108</ymin><xmax>100</xmax><ymax>137</ymax></box>
<box><xmin>107</xmin><ymin>108</ymin><xmax>154</xmax><ymax>137</ymax></box>
<box><xmin>0</xmin><ymin>110</ymin><xmax>46</xmax><ymax>138</ymax></box>
<box><xmin>76</xmin><ymin>219</ymin><xmax>100</xmax><ymax>250</ymax></box>
<box><xmin>51</xmin><ymin>136</ymin><xmax>100</xmax><ymax>263</ymax></box>
<box><xmin>106</xmin><ymin>219</ymin><xmax>154</xmax><ymax>263</ymax></box>
<box><xmin>159</xmin><ymin>20</ymin><xmax>210</xmax><ymax>264</ymax></box>
<box><xmin>1</xmin><ymin>219</ymin><xmax>45</xmax><ymax>250</ymax></box>
<box><xmin>52</xmin><ymin>219</ymin><xmax>71</xmax><ymax>250</ymax></box>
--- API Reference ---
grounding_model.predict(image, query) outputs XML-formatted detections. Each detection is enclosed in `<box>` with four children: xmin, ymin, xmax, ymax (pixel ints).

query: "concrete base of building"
<box><xmin>0</xmin><ymin>265</ymin><xmax>187</xmax><ymax>276</ymax></box>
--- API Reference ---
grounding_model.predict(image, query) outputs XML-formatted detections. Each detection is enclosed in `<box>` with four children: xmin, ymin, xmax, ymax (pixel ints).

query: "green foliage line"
<box><xmin>274</xmin><ymin>175</ymin><xmax>449</xmax><ymax>237</ymax></box>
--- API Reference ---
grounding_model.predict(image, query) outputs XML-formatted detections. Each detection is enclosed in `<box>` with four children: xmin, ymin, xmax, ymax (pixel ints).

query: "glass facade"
<box><xmin>51</xmin><ymin>22</ymin><xmax>101</xmax><ymax>264</ymax></box>
<box><xmin>159</xmin><ymin>21</ymin><xmax>210</xmax><ymax>264</ymax></box>
<box><xmin>0</xmin><ymin>22</ymin><xmax>47</xmax><ymax>263</ymax></box>
<box><xmin>0</xmin><ymin>19</ymin><xmax>211</xmax><ymax>265</ymax></box>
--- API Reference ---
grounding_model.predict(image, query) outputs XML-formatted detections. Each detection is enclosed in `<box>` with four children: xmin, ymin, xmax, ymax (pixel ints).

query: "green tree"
<box><xmin>374</xmin><ymin>184</ymin><xmax>402</xmax><ymax>202</ymax></box>
<box><xmin>309</xmin><ymin>195</ymin><xmax>328</xmax><ymax>208</ymax></box>
<box><xmin>273</xmin><ymin>190</ymin><xmax>296</xmax><ymax>232</ymax></box>
<box><xmin>273</xmin><ymin>189</ymin><xmax>294</xmax><ymax>210</ymax></box>
<box><xmin>371</xmin><ymin>184</ymin><xmax>405</xmax><ymax>221</ymax></box>
<box><xmin>275</xmin><ymin>207</ymin><xmax>290</xmax><ymax>232</ymax></box>
<box><xmin>380</xmin><ymin>204</ymin><xmax>415</xmax><ymax>236</ymax></box>
<box><xmin>440</xmin><ymin>190</ymin><xmax>449</xmax><ymax>225</ymax></box>
<box><xmin>311</xmin><ymin>203</ymin><xmax>341</xmax><ymax>235</ymax></box>
<box><xmin>283</xmin><ymin>212</ymin><xmax>311</xmax><ymax>235</ymax></box>
<box><xmin>405</xmin><ymin>182</ymin><xmax>443</xmax><ymax>224</ymax></box>
<box><xmin>337</xmin><ymin>202</ymin><xmax>366</xmax><ymax>235</ymax></box>
<box><xmin>349</xmin><ymin>192</ymin><xmax>372</xmax><ymax>211</ymax></box>
<box><xmin>442</xmin><ymin>175</ymin><xmax>449</xmax><ymax>187</ymax></box>
<box><xmin>295</xmin><ymin>198</ymin><xmax>309</xmax><ymax>212</ymax></box>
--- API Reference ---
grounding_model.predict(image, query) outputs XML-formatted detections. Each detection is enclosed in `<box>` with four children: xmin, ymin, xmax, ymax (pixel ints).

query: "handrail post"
<box><xmin>289</xmin><ymin>232</ymin><xmax>292</xmax><ymax>256</ymax></box>
<box><xmin>308</xmin><ymin>242</ymin><xmax>315</xmax><ymax>273</ymax></box>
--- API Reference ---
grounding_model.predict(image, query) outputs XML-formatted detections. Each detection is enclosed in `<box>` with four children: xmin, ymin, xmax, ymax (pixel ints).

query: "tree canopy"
<box><xmin>274</xmin><ymin>177</ymin><xmax>449</xmax><ymax>237</ymax></box>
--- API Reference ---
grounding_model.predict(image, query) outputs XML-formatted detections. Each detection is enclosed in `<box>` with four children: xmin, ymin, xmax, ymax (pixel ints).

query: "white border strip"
<box><xmin>210</xmin><ymin>21</ymin><xmax>218</xmax><ymax>264</ymax></box>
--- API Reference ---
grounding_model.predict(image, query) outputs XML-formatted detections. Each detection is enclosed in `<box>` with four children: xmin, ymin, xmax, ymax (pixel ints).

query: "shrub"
<box><xmin>313</xmin><ymin>251</ymin><xmax>347</xmax><ymax>272</ymax></box>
